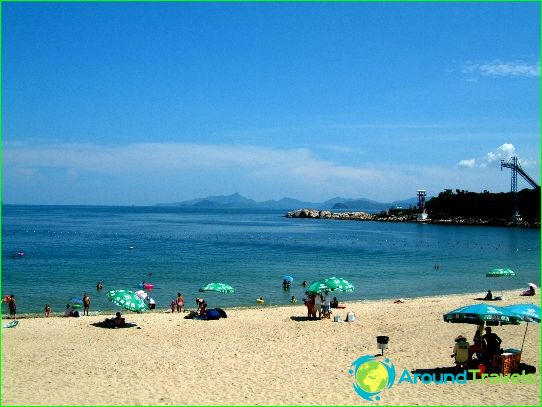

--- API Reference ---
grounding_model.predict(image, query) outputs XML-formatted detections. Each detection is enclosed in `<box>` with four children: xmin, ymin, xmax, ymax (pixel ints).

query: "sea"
<box><xmin>1</xmin><ymin>205</ymin><xmax>540</xmax><ymax>316</ymax></box>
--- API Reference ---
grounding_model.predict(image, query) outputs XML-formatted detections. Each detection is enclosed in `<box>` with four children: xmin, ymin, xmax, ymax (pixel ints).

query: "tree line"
<box><xmin>424</xmin><ymin>188</ymin><xmax>540</xmax><ymax>222</ymax></box>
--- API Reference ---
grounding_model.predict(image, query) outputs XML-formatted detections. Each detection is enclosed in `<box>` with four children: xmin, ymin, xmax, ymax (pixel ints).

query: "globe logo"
<box><xmin>349</xmin><ymin>355</ymin><xmax>396</xmax><ymax>401</ymax></box>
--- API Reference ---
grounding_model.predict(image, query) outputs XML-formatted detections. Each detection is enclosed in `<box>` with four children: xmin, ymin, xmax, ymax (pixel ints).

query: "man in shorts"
<box><xmin>8</xmin><ymin>295</ymin><xmax>16</xmax><ymax>319</ymax></box>
<box><xmin>83</xmin><ymin>293</ymin><xmax>91</xmax><ymax>316</ymax></box>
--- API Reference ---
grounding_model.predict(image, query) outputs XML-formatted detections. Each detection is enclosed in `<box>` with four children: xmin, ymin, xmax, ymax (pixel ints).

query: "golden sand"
<box><xmin>2</xmin><ymin>290</ymin><xmax>540</xmax><ymax>406</ymax></box>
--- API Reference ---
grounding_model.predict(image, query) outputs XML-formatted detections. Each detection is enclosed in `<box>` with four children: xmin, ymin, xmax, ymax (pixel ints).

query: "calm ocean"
<box><xmin>1</xmin><ymin>205</ymin><xmax>540</xmax><ymax>316</ymax></box>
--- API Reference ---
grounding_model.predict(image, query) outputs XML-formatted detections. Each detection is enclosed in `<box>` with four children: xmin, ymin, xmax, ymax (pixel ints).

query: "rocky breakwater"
<box><xmin>285</xmin><ymin>209</ymin><xmax>540</xmax><ymax>228</ymax></box>
<box><xmin>285</xmin><ymin>208</ymin><xmax>375</xmax><ymax>221</ymax></box>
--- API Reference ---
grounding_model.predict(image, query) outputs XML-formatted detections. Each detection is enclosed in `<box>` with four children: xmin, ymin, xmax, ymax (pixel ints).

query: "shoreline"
<box><xmin>2</xmin><ymin>287</ymin><xmax>534</xmax><ymax>320</ymax></box>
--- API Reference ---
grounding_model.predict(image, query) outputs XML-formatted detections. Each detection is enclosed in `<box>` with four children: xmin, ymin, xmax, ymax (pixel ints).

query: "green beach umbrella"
<box><xmin>486</xmin><ymin>268</ymin><xmax>516</xmax><ymax>297</ymax></box>
<box><xmin>305</xmin><ymin>280</ymin><xmax>329</xmax><ymax>295</ymax></box>
<box><xmin>486</xmin><ymin>268</ymin><xmax>516</xmax><ymax>277</ymax></box>
<box><xmin>305</xmin><ymin>277</ymin><xmax>355</xmax><ymax>294</ymax></box>
<box><xmin>199</xmin><ymin>282</ymin><xmax>235</xmax><ymax>293</ymax></box>
<box><xmin>322</xmin><ymin>277</ymin><xmax>355</xmax><ymax>293</ymax></box>
<box><xmin>106</xmin><ymin>289</ymin><xmax>148</xmax><ymax>312</ymax></box>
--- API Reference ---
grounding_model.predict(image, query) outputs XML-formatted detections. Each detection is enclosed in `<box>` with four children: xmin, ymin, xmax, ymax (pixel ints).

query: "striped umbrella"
<box><xmin>199</xmin><ymin>283</ymin><xmax>235</xmax><ymax>293</ymax></box>
<box><xmin>106</xmin><ymin>289</ymin><xmax>148</xmax><ymax>312</ymax></box>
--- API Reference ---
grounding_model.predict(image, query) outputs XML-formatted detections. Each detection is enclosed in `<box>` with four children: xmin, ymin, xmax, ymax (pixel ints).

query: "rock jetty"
<box><xmin>285</xmin><ymin>208</ymin><xmax>540</xmax><ymax>228</ymax></box>
<box><xmin>285</xmin><ymin>209</ymin><xmax>375</xmax><ymax>221</ymax></box>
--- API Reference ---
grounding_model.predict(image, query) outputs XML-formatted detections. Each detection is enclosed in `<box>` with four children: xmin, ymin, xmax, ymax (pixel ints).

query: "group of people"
<box><xmin>451</xmin><ymin>326</ymin><xmax>503</xmax><ymax>373</ymax></box>
<box><xmin>303</xmin><ymin>291</ymin><xmax>332</xmax><ymax>319</ymax></box>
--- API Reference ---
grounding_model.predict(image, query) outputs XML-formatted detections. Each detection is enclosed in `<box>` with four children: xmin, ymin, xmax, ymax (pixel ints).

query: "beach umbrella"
<box><xmin>305</xmin><ymin>280</ymin><xmax>330</xmax><ymax>295</ymax></box>
<box><xmin>443</xmin><ymin>303</ymin><xmax>521</xmax><ymax>325</ymax></box>
<box><xmin>283</xmin><ymin>275</ymin><xmax>294</xmax><ymax>283</ymax></box>
<box><xmin>198</xmin><ymin>282</ymin><xmax>235</xmax><ymax>293</ymax></box>
<box><xmin>134</xmin><ymin>290</ymin><xmax>148</xmax><ymax>300</ymax></box>
<box><xmin>69</xmin><ymin>297</ymin><xmax>83</xmax><ymax>309</ymax></box>
<box><xmin>502</xmin><ymin>304</ymin><xmax>540</xmax><ymax>353</ymax></box>
<box><xmin>486</xmin><ymin>268</ymin><xmax>516</xmax><ymax>277</ymax></box>
<box><xmin>305</xmin><ymin>277</ymin><xmax>355</xmax><ymax>295</ymax></box>
<box><xmin>106</xmin><ymin>289</ymin><xmax>148</xmax><ymax>312</ymax></box>
<box><xmin>322</xmin><ymin>277</ymin><xmax>355</xmax><ymax>293</ymax></box>
<box><xmin>486</xmin><ymin>268</ymin><xmax>515</xmax><ymax>297</ymax></box>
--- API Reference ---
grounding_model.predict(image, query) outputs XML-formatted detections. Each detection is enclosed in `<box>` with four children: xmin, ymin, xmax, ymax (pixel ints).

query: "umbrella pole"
<box><xmin>520</xmin><ymin>322</ymin><xmax>529</xmax><ymax>353</ymax></box>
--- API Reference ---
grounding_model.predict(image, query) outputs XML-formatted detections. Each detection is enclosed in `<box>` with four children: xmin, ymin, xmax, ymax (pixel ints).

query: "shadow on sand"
<box><xmin>290</xmin><ymin>316</ymin><xmax>321</xmax><ymax>322</ymax></box>
<box><xmin>90</xmin><ymin>321</ymin><xmax>138</xmax><ymax>329</ymax></box>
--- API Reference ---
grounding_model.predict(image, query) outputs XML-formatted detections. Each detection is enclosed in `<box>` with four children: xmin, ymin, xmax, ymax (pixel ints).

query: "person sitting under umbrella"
<box><xmin>451</xmin><ymin>334</ymin><xmax>470</xmax><ymax>373</ymax></box>
<box><xmin>482</xmin><ymin>327</ymin><xmax>502</xmax><ymax>368</ymax></box>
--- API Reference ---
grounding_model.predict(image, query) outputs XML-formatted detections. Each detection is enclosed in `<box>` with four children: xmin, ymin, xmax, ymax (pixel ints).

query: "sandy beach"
<box><xmin>2</xmin><ymin>290</ymin><xmax>540</xmax><ymax>406</ymax></box>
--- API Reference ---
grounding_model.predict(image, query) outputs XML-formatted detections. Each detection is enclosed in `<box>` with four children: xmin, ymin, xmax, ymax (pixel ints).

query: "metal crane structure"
<box><xmin>500</xmin><ymin>156</ymin><xmax>540</xmax><ymax>221</ymax></box>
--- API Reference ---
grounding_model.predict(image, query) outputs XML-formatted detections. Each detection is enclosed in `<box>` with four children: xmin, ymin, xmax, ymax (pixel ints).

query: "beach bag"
<box><xmin>346</xmin><ymin>312</ymin><xmax>355</xmax><ymax>322</ymax></box>
<box><xmin>333</xmin><ymin>315</ymin><xmax>342</xmax><ymax>322</ymax></box>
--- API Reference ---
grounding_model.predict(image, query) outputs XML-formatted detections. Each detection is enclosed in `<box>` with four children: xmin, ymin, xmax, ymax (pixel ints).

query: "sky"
<box><xmin>2</xmin><ymin>1</ymin><xmax>540</xmax><ymax>205</ymax></box>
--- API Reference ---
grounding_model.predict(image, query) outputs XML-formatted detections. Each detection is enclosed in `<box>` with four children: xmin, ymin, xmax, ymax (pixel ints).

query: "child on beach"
<box><xmin>177</xmin><ymin>293</ymin><xmax>185</xmax><ymax>312</ymax></box>
<box><xmin>171</xmin><ymin>299</ymin><xmax>176</xmax><ymax>313</ymax></box>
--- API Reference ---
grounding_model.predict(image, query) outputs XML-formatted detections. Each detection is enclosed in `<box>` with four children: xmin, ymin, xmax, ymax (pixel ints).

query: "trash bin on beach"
<box><xmin>377</xmin><ymin>335</ymin><xmax>389</xmax><ymax>356</ymax></box>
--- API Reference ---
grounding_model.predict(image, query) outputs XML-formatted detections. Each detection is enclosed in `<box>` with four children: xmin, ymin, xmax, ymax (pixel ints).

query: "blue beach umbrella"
<box><xmin>283</xmin><ymin>275</ymin><xmax>294</xmax><ymax>283</ymax></box>
<box><xmin>69</xmin><ymin>297</ymin><xmax>83</xmax><ymax>309</ymax></box>
<box><xmin>503</xmin><ymin>304</ymin><xmax>540</xmax><ymax>323</ymax></box>
<box><xmin>443</xmin><ymin>303</ymin><xmax>521</xmax><ymax>325</ymax></box>
<box><xmin>502</xmin><ymin>304</ymin><xmax>540</xmax><ymax>353</ymax></box>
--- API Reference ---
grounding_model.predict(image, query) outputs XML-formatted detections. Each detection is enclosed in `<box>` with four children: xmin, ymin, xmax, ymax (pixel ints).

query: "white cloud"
<box><xmin>461</xmin><ymin>60</ymin><xmax>540</xmax><ymax>78</ymax></box>
<box><xmin>4</xmin><ymin>141</ymin><xmax>537</xmax><ymax>204</ymax></box>
<box><xmin>457</xmin><ymin>159</ymin><xmax>476</xmax><ymax>168</ymax></box>
<box><xmin>2</xmin><ymin>142</ymin><xmax>386</xmax><ymax>199</ymax></box>
<box><xmin>458</xmin><ymin>143</ymin><xmax>518</xmax><ymax>169</ymax></box>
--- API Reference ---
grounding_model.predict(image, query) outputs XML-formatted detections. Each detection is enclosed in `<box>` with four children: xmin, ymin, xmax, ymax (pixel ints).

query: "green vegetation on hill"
<box><xmin>425</xmin><ymin>188</ymin><xmax>540</xmax><ymax>222</ymax></box>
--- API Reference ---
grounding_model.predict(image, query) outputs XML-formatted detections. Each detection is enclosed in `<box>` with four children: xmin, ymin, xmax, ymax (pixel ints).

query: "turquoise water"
<box><xmin>1</xmin><ymin>205</ymin><xmax>540</xmax><ymax>315</ymax></box>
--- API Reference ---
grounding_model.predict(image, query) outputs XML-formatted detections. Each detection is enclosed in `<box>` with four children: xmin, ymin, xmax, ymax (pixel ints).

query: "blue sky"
<box><xmin>2</xmin><ymin>1</ymin><xmax>540</xmax><ymax>205</ymax></box>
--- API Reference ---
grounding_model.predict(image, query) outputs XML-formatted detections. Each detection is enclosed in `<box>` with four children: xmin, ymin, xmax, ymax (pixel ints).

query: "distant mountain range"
<box><xmin>155</xmin><ymin>192</ymin><xmax>421</xmax><ymax>212</ymax></box>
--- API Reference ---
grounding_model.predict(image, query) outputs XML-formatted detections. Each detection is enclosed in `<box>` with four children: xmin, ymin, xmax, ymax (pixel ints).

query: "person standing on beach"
<box><xmin>314</xmin><ymin>294</ymin><xmax>322</xmax><ymax>319</ymax></box>
<box><xmin>8</xmin><ymin>295</ymin><xmax>16</xmax><ymax>319</ymax></box>
<box><xmin>322</xmin><ymin>291</ymin><xmax>331</xmax><ymax>319</ymax></box>
<box><xmin>44</xmin><ymin>303</ymin><xmax>51</xmax><ymax>317</ymax></box>
<box><xmin>83</xmin><ymin>293</ymin><xmax>91</xmax><ymax>316</ymax></box>
<box><xmin>177</xmin><ymin>293</ymin><xmax>184</xmax><ymax>312</ymax></box>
